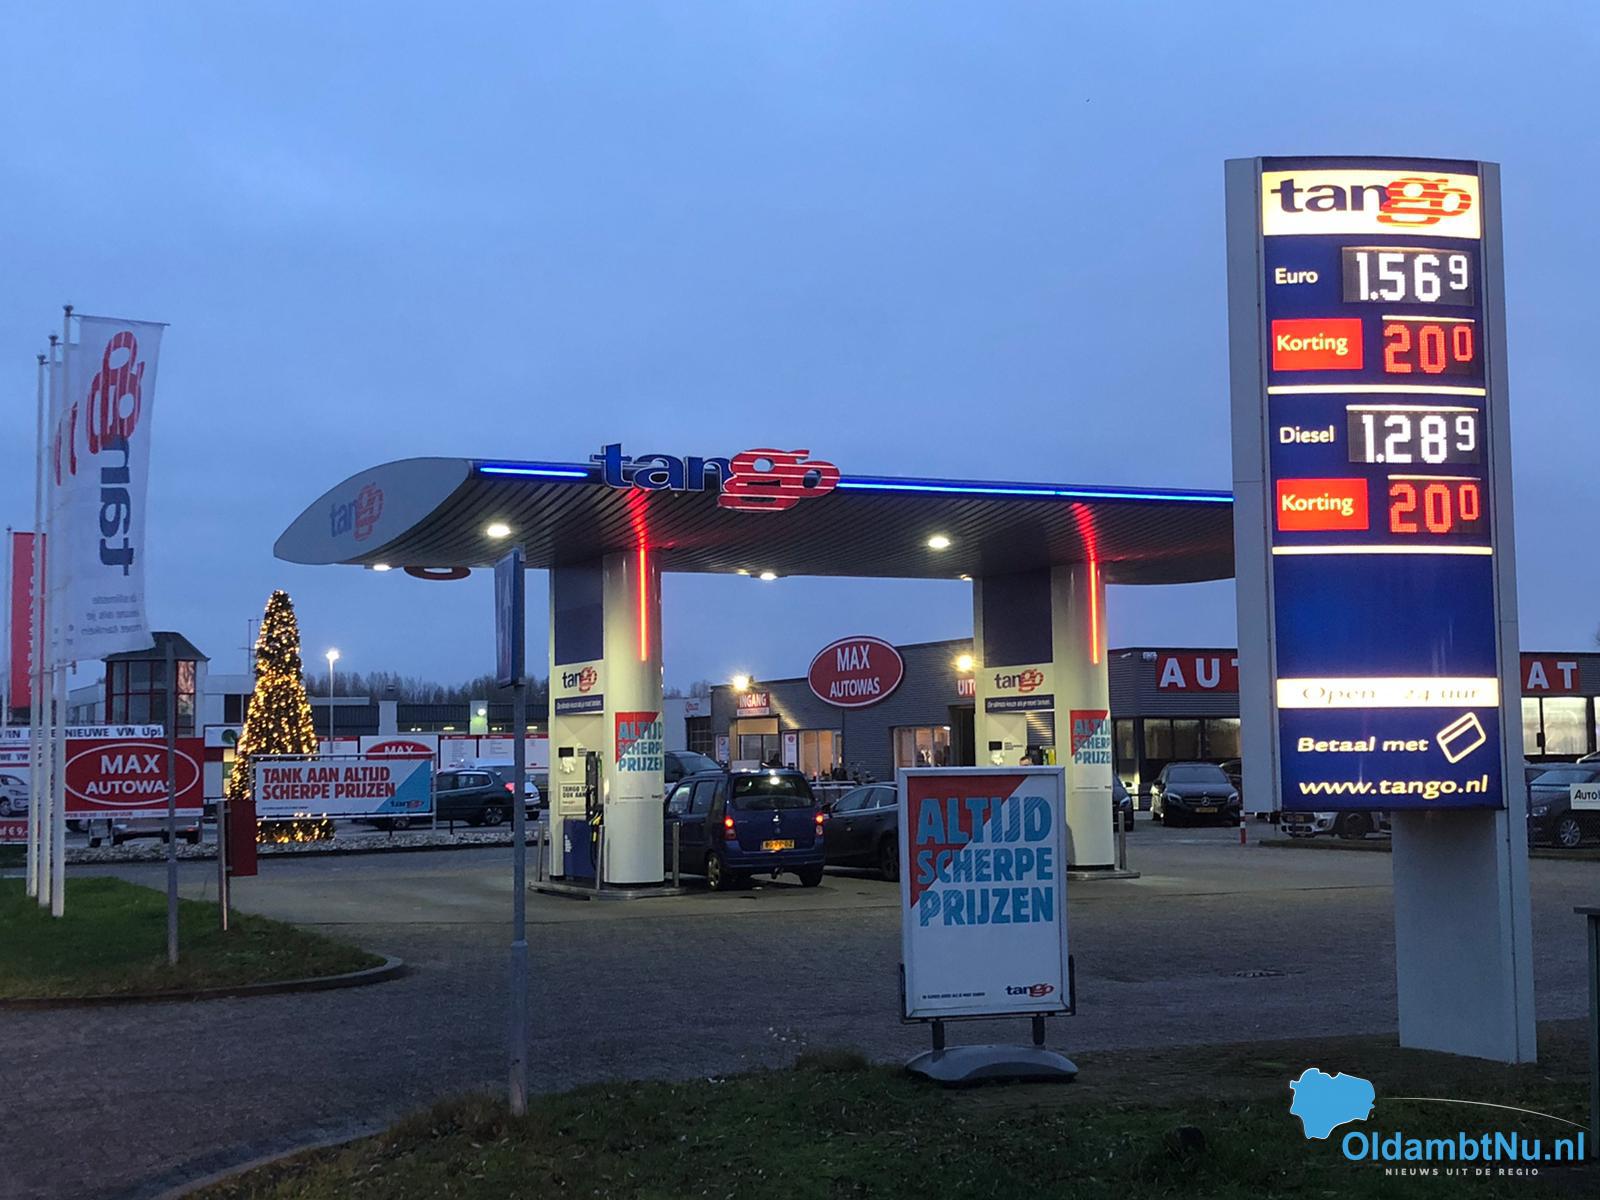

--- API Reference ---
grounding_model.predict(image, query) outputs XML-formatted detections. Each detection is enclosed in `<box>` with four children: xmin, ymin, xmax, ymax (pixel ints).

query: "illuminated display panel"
<box><xmin>1236</xmin><ymin>156</ymin><xmax>1507</xmax><ymax>812</ymax></box>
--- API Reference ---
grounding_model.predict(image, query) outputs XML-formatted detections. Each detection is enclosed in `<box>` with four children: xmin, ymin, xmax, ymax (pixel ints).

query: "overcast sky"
<box><xmin>3</xmin><ymin>2</ymin><xmax>1595</xmax><ymax>692</ymax></box>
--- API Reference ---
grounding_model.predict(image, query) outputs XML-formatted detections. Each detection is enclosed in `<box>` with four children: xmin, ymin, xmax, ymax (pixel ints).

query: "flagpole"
<box><xmin>26</xmin><ymin>356</ymin><xmax>44</xmax><ymax>898</ymax></box>
<box><xmin>50</xmin><ymin>305</ymin><xmax>72</xmax><ymax>918</ymax></box>
<box><xmin>34</xmin><ymin>342</ymin><xmax>53</xmax><ymax>907</ymax></box>
<box><xmin>2</xmin><ymin>525</ymin><xmax>11</xmax><ymax>735</ymax></box>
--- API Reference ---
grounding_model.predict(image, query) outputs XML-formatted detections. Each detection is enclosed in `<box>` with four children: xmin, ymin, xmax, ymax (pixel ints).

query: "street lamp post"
<box><xmin>325</xmin><ymin>649</ymin><xmax>340</xmax><ymax>744</ymax></box>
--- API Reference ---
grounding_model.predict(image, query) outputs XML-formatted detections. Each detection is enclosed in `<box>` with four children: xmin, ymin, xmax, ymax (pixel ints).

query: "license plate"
<box><xmin>761</xmin><ymin>839</ymin><xmax>794</xmax><ymax>852</ymax></box>
<box><xmin>1194</xmin><ymin>806</ymin><xmax>1217</xmax><ymax>814</ymax></box>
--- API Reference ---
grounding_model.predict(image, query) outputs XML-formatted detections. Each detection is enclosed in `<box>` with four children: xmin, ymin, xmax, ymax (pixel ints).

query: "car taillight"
<box><xmin>505</xmin><ymin>783</ymin><xmax>515</xmax><ymax>794</ymax></box>
<box><xmin>723</xmin><ymin>815</ymin><xmax>737</xmax><ymax>841</ymax></box>
<box><xmin>815</xmin><ymin>811</ymin><xmax>825</xmax><ymax>838</ymax></box>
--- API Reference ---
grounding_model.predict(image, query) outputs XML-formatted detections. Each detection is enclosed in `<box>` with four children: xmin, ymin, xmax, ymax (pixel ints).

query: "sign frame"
<box><xmin>253</xmin><ymin>754</ymin><xmax>434</xmax><ymax>820</ymax></box>
<box><xmin>898</xmin><ymin>765</ymin><xmax>1072</xmax><ymax>1023</ymax></box>
<box><xmin>1226</xmin><ymin>156</ymin><xmax>1521</xmax><ymax>818</ymax></box>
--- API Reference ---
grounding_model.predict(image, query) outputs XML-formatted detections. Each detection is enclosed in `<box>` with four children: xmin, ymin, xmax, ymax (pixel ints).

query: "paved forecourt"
<box><xmin>3</xmin><ymin>828</ymin><xmax>1594</xmax><ymax>1199</ymax></box>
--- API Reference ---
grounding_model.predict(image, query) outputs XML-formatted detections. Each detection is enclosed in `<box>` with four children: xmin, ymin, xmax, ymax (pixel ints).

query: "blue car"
<box><xmin>664</xmin><ymin>768</ymin><xmax>825</xmax><ymax>890</ymax></box>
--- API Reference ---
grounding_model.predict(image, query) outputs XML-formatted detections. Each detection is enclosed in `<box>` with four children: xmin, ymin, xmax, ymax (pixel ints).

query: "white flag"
<box><xmin>53</xmin><ymin>316</ymin><xmax>163</xmax><ymax>661</ymax></box>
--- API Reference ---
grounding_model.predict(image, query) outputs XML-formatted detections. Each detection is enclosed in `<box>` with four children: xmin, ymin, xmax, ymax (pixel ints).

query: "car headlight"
<box><xmin>1228</xmin><ymin>792</ymin><xmax>1240</xmax><ymax>804</ymax></box>
<box><xmin>1530</xmin><ymin>805</ymin><xmax>1549</xmax><ymax>818</ymax></box>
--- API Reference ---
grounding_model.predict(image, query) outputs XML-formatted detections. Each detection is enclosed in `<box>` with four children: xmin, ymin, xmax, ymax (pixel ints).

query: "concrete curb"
<box><xmin>0</xmin><ymin>954</ymin><xmax>406</xmax><ymax>1010</ymax></box>
<box><xmin>66</xmin><ymin>831</ymin><xmax>546</xmax><ymax>867</ymax></box>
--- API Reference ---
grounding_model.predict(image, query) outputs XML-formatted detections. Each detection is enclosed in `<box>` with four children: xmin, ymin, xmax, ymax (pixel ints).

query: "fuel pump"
<box><xmin>584</xmin><ymin>750</ymin><xmax>603</xmax><ymax>879</ymax></box>
<box><xmin>557</xmin><ymin>745</ymin><xmax>606</xmax><ymax>882</ymax></box>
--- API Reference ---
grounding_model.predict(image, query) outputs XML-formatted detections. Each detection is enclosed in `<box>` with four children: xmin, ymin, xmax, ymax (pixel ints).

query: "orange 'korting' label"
<box><xmin>1276</xmin><ymin>478</ymin><xmax>1369</xmax><ymax>531</ymax></box>
<box><xmin>1271</xmin><ymin>318</ymin><xmax>1363</xmax><ymax>371</ymax></box>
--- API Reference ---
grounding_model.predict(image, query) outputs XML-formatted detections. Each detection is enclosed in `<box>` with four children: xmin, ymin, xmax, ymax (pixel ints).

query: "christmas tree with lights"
<box><xmin>226</xmin><ymin>590</ymin><xmax>327</xmax><ymax>840</ymax></box>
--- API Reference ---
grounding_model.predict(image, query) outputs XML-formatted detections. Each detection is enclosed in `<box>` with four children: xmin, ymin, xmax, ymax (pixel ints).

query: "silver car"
<box><xmin>0</xmin><ymin>773</ymin><xmax>27</xmax><ymax>817</ymax></box>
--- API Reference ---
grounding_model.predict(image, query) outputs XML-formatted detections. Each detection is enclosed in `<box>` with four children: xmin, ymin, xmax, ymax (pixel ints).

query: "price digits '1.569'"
<box><xmin>1342</xmin><ymin>246</ymin><xmax>1474</xmax><ymax>304</ymax></box>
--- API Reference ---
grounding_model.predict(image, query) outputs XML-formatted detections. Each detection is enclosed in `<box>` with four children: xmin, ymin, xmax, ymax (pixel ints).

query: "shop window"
<box><xmin>893</xmin><ymin>725</ymin><xmax>951</xmax><ymax>768</ymax></box>
<box><xmin>1541</xmin><ymin>697</ymin><xmax>1589</xmax><ymax>757</ymax></box>
<box><xmin>1521</xmin><ymin>698</ymin><xmax>1541</xmax><ymax>755</ymax></box>
<box><xmin>685</xmin><ymin>717</ymin><xmax>714</xmax><ymax>756</ymax></box>
<box><xmin>1143</xmin><ymin>720</ymin><xmax>1173</xmax><ymax>761</ymax></box>
<box><xmin>106</xmin><ymin>657</ymin><xmax>197</xmax><ymax>736</ymax></box>
<box><xmin>1172</xmin><ymin>719</ymin><xmax>1201</xmax><ymax>760</ymax></box>
<box><xmin>796</xmin><ymin>729</ymin><xmax>840</xmax><ymax>779</ymax></box>
<box><xmin>738</xmin><ymin>733</ymin><xmax>781</xmax><ymax>764</ymax></box>
<box><xmin>1114</xmin><ymin>719</ymin><xmax>1136</xmax><ymax>769</ymax></box>
<box><xmin>1203</xmin><ymin>718</ymin><xmax>1241</xmax><ymax>759</ymax></box>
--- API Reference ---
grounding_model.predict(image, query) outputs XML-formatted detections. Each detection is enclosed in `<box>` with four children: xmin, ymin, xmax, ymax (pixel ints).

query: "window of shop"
<box><xmin>1203</xmin><ymin>718</ymin><xmax>1241</xmax><ymax>759</ymax></box>
<box><xmin>1523</xmin><ymin>696</ymin><xmax>1590</xmax><ymax>757</ymax></box>
<box><xmin>795</xmin><ymin>729</ymin><xmax>840</xmax><ymax>779</ymax></box>
<box><xmin>738</xmin><ymin>733</ymin><xmax>782</xmax><ymax>764</ymax></box>
<box><xmin>893</xmin><ymin>725</ymin><xmax>951</xmax><ymax>768</ymax></box>
<box><xmin>1143</xmin><ymin>720</ymin><xmax>1172</xmax><ymax>761</ymax></box>
<box><xmin>106</xmin><ymin>658</ymin><xmax>196</xmax><ymax>735</ymax></box>
<box><xmin>685</xmin><ymin>716</ymin><xmax>713</xmax><ymax>757</ymax></box>
<box><xmin>1114</xmin><ymin>719</ymin><xmax>1136</xmax><ymax>768</ymax></box>
<box><xmin>222</xmin><ymin>693</ymin><xmax>251</xmax><ymax>724</ymax></box>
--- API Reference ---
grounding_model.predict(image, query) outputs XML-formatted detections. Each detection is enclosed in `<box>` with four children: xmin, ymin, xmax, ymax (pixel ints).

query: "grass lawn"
<box><xmin>0</xmin><ymin>876</ymin><xmax>382</xmax><ymax>999</ymax></box>
<box><xmin>195</xmin><ymin>1025</ymin><xmax>1599</xmax><ymax>1199</ymax></box>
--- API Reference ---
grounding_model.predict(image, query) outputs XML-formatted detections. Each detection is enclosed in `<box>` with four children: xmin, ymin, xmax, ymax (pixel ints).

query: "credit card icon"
<box><xmin>1437</xmin><ymin>712</ymin><xmax>1487</xmax><ymax>764</ymax></box>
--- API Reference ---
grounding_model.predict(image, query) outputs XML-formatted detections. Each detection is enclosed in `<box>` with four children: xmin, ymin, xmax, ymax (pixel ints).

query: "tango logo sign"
<box><xmin>330</xmin><ymin>483</ymin><xmax>384</xmax><ymax>542</ymax></box>
<box><xmin>591</xmin><ymin>444</ymin><xmax>840</xmax><ymax>513</ymax></box>
<box><xmin>1261</xmin><ymin>169</ymin><xmax>1481</xmax><ymax>239</ymax></box>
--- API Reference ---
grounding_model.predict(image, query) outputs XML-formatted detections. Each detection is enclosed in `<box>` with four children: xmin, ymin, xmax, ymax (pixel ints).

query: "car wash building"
<box><xmin>275</xmin><ymin>446</ymin><xmax>1234</xmax><ymax>883</ymax></box>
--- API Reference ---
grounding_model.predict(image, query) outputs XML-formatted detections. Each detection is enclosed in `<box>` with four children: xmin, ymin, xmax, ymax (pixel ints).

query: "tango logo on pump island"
<box><xmin>1271</xmin><ymin>319</ymin><xmax>1363</xmax><ymax>371</ymax></box>
<box><xmin>1277</xmin><ymin>478</ymin><xmax>1369</xmax><ymax>532</ymax></box>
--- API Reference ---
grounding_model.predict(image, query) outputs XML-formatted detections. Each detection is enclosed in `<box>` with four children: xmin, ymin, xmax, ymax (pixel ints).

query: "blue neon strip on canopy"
<box><xmin>472</xmin><ymin>462</ymin><xmax>1231</xmax><ymax>504</ymax></box>
<box><xmin>477</xmin><ymin>464</ymin><xmax>592</xmax><ymax>479</ymax></box>
<box><xmin>835</xmin><ymin>477</ymin><xmax>1233</xmax><ymax>504</ymax></box>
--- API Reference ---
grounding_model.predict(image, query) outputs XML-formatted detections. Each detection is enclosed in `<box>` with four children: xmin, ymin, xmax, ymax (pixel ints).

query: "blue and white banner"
<box><xmin>254</xmin><ymin>756</ymin><xmax>432</xmax><ymax>819</ymax></box>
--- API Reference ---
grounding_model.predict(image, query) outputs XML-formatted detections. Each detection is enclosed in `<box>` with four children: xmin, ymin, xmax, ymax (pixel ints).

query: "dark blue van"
<box><xmin>664</xmin><ymin>768</ymin><xmax>825</xmax><ymax>890</ymax></box>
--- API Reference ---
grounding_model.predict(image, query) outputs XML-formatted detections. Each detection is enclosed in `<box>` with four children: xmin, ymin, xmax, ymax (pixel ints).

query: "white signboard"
<box><xmin>0</xmin><ymin>748</ymin><xmax>28</xmax><ymax>843</ymax></box>
<box><xmin>899</xmin><ymin>766</ymin><xmax>1071</xmax><ymax>1020</ymax></box>
<box><xmin>254</xmin><ymin>756</ymin><xmax>433</xmax><ymax>819</ymax></box>
<box><xmin>1570</xmin><ymin>783</ymin><xmax>1600</xmax><ymax>812</ymax></box>
<box><xmin>360</xmin><ymin>733</ymin><xmax>439</xmax><ymax>759</ymax></box>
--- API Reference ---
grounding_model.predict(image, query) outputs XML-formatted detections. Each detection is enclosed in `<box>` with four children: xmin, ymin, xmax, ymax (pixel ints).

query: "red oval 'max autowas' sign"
<box><xmin>808</xmin><ymin>636</ymin><xmax>904</xmax><ymax>708</ymax></box>
<box><xmin>64</xmin><ymin>738</ymin><xmax>203</xmax><ymax>812</ymax></box>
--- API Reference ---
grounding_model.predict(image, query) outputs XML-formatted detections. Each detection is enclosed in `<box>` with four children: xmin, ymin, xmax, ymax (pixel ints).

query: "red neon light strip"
<box><xmin>1088</xmin><ymin>557</ymin><xmax>1101</xmax><ymax>665</ymax></box>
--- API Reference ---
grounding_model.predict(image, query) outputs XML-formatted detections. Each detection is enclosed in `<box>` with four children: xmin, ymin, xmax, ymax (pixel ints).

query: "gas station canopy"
<box><xmin>275</xmin><ymin>455</ymin><xmax>1235</xmax><ymax>585</ymax></box>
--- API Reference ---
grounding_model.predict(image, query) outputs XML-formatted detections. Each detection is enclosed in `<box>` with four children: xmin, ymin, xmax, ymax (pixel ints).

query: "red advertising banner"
<box><xmin>1520</xmin><ymin>654</ymin><xmax>1580</xmax><ymax>694</ymax></box>
<box><xmin>1156</xmin><ymin>653</ymin><xmax>1240</xmax><ymax>692</ymax></box>
<box><xmin>8</xmin><ymin>532</ymin><xmax>36</xmax><ymax>712</ymax></box>
<box><xmin>62</xmin><ymin>726</ymin><xmax>205</xmax><ymax>818</ymax></box>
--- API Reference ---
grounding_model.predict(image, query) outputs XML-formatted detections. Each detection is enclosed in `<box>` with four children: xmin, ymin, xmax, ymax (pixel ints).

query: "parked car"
<box><xmin>664</xmin><ymin>767</ymin><xmax>824</xmax><ymax>890</ymax></box>
<box><xmin>1527</xmin><ymin>764</ymin><xmax>1600</xmax><ymax>849</ymax></box>
<box><xmin>1150</xmin><ymin>762</ymin><xmax>1241</xmax><ymax>826</ymax></box>
<box><xmin>431</xmin><ymin>767</ymin><xmax>517</xmax><ymax>827</ymax></box>
<box><xmin>469</xmin><ymin>760</ymin><xmax>544</xmax><ymax>814</ymax></box>
<box><xmin>0</xmin><ymin>772</ymin><xmax>28</xmax><ymax>817</ymax></box>
<box><xmin>1113</xmin><ymin>775</ymin><xmax>1134</xmax><ymax>831</ymax></box>
<box><xmin>664</xmin><ymin>749</ymin><xmax>722</xmax><ymax>786</ymax></box>
<box><xmin>1282</xmin><ymin>809</ymin><xmax>1390</xmax><ymax>839</ymax></box>
<box><xmin>96</xmin><ymin>815</ymin><xmax>201</xmax><ymax>846</ymax></box>
<box><xmin>820</xmin><ymin>783</ymin><xmax>900</xmax><ymax>879</ymax></box>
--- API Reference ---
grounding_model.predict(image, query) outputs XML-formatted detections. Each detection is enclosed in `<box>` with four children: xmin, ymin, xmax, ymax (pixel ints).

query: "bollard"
<box><xmin>672</xmin><ymin>820</ymin><xmax>681</xmax><ymax>887</ymax></box>
<box><xmin>1115</xmin><ymin>813</ymin><xmax>1128</xmax><ymax>872</ymax></box>
<box><xmin>1240</xmin><ymin>815</ymin><xmax>1248</xmax><ymax>846</ymax></box>
<box><xmin>595</xmin><ymin>825</ymin><xmax>605</xmax><ymax>894</ymax></box>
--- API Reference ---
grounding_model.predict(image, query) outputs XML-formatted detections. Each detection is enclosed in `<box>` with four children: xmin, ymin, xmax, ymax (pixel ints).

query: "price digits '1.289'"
<box><xmin>1348</xmin><ymin>407</ymin><xmax>1480</xmax><ymax>465</ymax></box>
<box><xmin>1342</xmin><ymin>247</ymin><xmax>1475</xmax><ymax>304</ymax></box>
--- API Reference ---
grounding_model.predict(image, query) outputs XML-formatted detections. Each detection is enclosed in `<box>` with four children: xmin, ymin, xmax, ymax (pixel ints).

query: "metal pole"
<box><xmin>508</xmin><ymin>679</ymin><xmax>528</xmax><ymax>1115</ymax></box>
<box><xmin>49</xmin><ymin>309</ymin><xmax>70</xmax><ymax>918</ymax></box>
<box><xmin>1116</xmin><ymin>810</ymin><xmax>1128</xmax><ymax>871</ymax></box>
<box><xmin>32</xmin><ymin>343</ymin><xmax>52</xmax><ymax>907</ymax></box>
<box><xmin>164</xmin><ymin>639</ymin><xmax>179</xmax><ymax>965</ymax></box>
<box><xmin>327</xmin><ymin>665</ymin><xmax>335</xmax><ymax>744</ymax></box>
<box><xmin>26</xmin><ymin>357</ymin><xmax>44</xmax><ymax>899</ymax></box>
<box><xmin>672</xmin><ymin>820</ymin><xmax>681</xmax><ymax>887</ymax></box>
